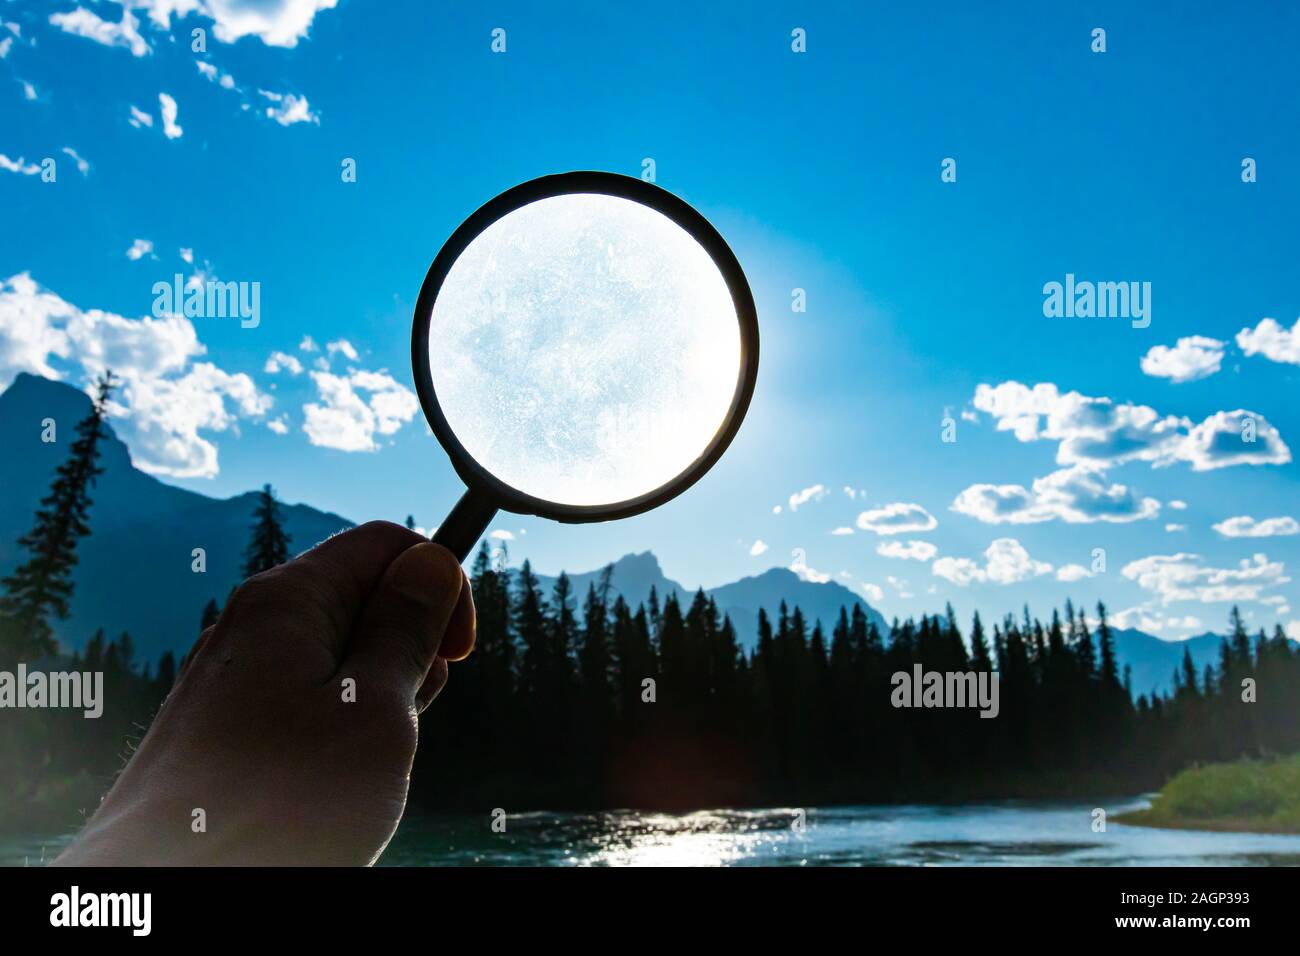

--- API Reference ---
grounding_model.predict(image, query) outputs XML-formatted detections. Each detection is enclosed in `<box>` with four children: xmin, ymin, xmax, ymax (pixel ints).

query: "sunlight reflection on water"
<box><xmin>379</xmin><ymin>799</ymin><xmax>1300</xmax><ymax>868</ymax></box>
<box><xmin>8</xmin><ymin>799</ymin><xmax>1300</xmax><ymax>867</ymax></box>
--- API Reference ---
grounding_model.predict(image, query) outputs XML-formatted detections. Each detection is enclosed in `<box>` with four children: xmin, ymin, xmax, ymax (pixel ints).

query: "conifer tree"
<box><xmin>0</xmin><ymin>372</ymin><xmax>116</xmax><ymax>659</ymax></box>
<box><xmin>242</xmin><ymin>484</ymin><xmax>291</xmax><ymax>577</ymax></box>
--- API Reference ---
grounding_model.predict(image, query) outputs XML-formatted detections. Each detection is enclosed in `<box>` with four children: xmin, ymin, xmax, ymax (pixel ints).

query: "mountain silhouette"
<box><xmin>534</xmin><ymin>552</ymin><xmax>890</xmax><ymax>646</ymax></box>
<box><xmin>0</xmin><ymin>373</ymin><xmax>1231</xmax><ymax>696</ymax></box>
<box><xmin>0</xmin><ymin>373</ymin><xmax>353</xmax><ymax>663</ymax></box>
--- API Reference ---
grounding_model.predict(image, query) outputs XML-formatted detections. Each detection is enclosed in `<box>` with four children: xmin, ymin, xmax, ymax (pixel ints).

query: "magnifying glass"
<box><xmin>412</xmin><ymin>171</ymin><xmax>759</xmax><ymax>562</ymax></box>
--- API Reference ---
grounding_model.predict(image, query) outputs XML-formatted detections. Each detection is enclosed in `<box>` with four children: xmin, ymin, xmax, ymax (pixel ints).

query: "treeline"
<box><xmin>413</xmin><ymin>544</ymin><xmax>1300</xmax><ymax>810</ymax></box>
<box><xmin>3</xmin><ymin>371</ymin><xmax>1299</xmax><ymax>826</ymax></box>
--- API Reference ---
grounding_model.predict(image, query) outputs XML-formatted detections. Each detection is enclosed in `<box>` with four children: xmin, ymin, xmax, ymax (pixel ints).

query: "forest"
<box><xmin>2</xmin><ymin>373</ymin><xmax>1298</xmax><ymax>828</ymax></box>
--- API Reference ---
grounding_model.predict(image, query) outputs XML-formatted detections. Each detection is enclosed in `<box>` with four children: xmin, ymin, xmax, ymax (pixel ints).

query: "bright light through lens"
<box><xmin>428</xmin><ymin>193</ymin><xmax>742</xmax><ymax>507</ymax></box>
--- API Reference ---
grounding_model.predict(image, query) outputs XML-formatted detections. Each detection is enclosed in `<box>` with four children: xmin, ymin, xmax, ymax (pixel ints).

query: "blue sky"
<box><xmin>3</xmin><ymin>1</ymin><xmax>1299</xmax><ymax>640</ymax></box>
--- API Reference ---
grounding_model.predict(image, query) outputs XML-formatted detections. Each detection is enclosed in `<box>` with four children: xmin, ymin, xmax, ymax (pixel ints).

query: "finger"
<box><xmin>416</xmin><ymin>657</ymin><xmax>449</xmax><ymax>713</ymax></box>
<box><xmin>228</xmin><ymin>521</ymin><xmax>426</xmax><ymax>661</ymax></box>
<box><xmin>343</xmin><ymin>542</ymin><xmax>464</xmax><ymax>700</ymax></box>
<box><xmin>179</xmin><ymin>626</ymin><xmax>215</xmax><ymax>679</ymax></box>
<box><xmin>439</xmin><ymin>569</ymin><xmax>477</xmax><ymax>662</ymax></box>
<box><xmin>414</xmin><ymin>575</ymin><xmax>474</xmax><ymax>706</ymax></box>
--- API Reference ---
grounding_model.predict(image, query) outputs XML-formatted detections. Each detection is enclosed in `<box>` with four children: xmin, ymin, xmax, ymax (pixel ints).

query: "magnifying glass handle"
<box><xmin>430</xmin><ymin>487</ymin><xmax>499</xmax><ymax>563</ymax></box>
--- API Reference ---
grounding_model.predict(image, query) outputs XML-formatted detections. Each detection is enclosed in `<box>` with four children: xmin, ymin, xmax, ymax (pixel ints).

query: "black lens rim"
<box><xmin>411</xmin><ymin>170</ymin><xmax>760</xmax><ymax>524</ymax></box>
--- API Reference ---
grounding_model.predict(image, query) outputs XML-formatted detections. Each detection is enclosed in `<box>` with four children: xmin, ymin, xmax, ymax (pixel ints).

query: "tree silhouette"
<box><xmin>242</xmin><ymin>484</ymin><xmax>291</xmax><ymax>577</ymax></box>
<box><xmin>0</xmin><ymin>372</ymin><xmax>116</xmax><ymax>660</ymax></box>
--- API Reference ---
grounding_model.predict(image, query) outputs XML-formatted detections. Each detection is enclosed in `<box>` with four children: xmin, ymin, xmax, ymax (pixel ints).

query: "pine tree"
<box><xmin>1096</xmin><ymin>601</ymin><xmax>1120</xmax><ymax>692</ymax></box>
<box><xmin>578</xmin><ymin>580</ymin><xmax>612</xmax><ymax>710</ymax></box>
<box><xmin>242</xmin><ymin>484</ymin><xmax>291</xmax><ymax>577</ymax></box>
<box><xmin>514</xmin><ymin>560</ymin><xmax>549</xmax><ymax>703</ymax></box>
<box><xmin>969</xmin><ymin>611</ymin><xmax>992</xmax><ymax>671</ymax></box>
<box><xmin>0</xmin><ymin>372</ymin><xmax>116</xmax><ymax>659</ymax></box>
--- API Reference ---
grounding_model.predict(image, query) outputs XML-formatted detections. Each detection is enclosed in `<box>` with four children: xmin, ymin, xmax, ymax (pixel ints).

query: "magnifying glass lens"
<box><xmin>428</xmin><ymin>192</ymin><xmax>742</xmax><ymax>507</ymax></box>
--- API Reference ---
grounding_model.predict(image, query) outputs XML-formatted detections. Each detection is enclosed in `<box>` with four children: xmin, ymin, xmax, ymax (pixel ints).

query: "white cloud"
<box><xmin>971</xmin><ymin>381</ymin><xmax>1290</xmax><ymax>472</ymax></box>
<box><xmin>73</xmin><ymin>1</ymin><xmax>337</xmax><ymax>50</ymax></box>
<box><xmin>119</xmin><ymin>362</ymin><xmax>271</xmax><ymax>476</ymax></box>
<box><xmin>787</xmin><ymin>483</ymin><xmax>827</xmax><ymax>512</ymax></box>
<box><xmin>0</xmin><ymin>36</ymin><xmax>10</xmax><ymax>60</ymax></box>
<box><xmin>22</xmin><ymin>81</ymin><xmax>37</xmax><ymax>101</ymax></box>
<box><xmin>1166</xmin><ymin>523</ymin><xmax>1186</xmax><ymax>532</ymax></box>
<box><xmin>1182</xmin><ymin>410</ymin><xmax>1290</xmax><ymax>471</ymax></box>
<box><xmin>860</xmin><ymin>582</ymin><xmax>884</xmax><ymax>603</ymax></box>
<box><xmin>179</xmin><ymin>247</ymin><xmax>194</xmax><ymax>264</ymax></box>
<box><xmin>326</xmin><ymin>338</ymin><xmax>358</xmax><ymax>361</ymax></box>
<box><xmin>931</xmin><ymin>538</ymin><xmax>1051</xmax><ymax>587</ymax></box>
<box><xmin>932</xmin><ymin>557</ymin><xmax>983</xmax><ymax>586</ymax></box>
<box><xmin>952</xmin><ymin>465</ymin><xmax>1160</xmax><ymax>525</ymax></box>
<box><xmin>1237</xmin><ymin>316</ymin><xmax>1300</xmax><ymax>367</ymax></box>
<box><xmin>60</xmin><ymin>147</ymin><xmax>90</xmax><ymax>175</ymax></box>
<box><xmin>302</xmin><ymin>369</ymin><xmax>419</xmax><ymax>452</ymax></box>
<box><xmin>856</xmin><ymin>502</ymin><xmax>938</xmax><ymax>536</ymax></box>
<box><xmin>1287</xmin><ymin>621</ymin><xmax>1300</xmax><ymax>641</ymax></box>
<box><xmin>789</xmin><ymin>550</ymin><xmax>830</xmax><ymax>584</ymax></box>
<box><xmin>488</xmin><ymin>529</ymin><xmax>514</xmax><ymax>541</ymax></box>
<box><xmin>127</xmin><ymin>0</ymin><xmax>205</xmax><ymax>30</ymax></box>
<box><xmin>259</xmin><ymin>89</ymin><xmax>319</xmax><ymax>126</ymax></box>
<box><xmin>0</xmin><ymin>272</ymin><xmax>270</xmax><ymax>477</ymax></box>
<box><xmin>263</xmin><ymin>351</ymin><xmax>303</xmax><ymax>375</ymax></box>
<box><xmin>158</xmin><ymin>93</ymin><xmax>182</xmax><ymax>139</ymax></box>
<box><xmin>748</xmin><ymin>539</ymin><xmax>768</xmax><ymax>556</ymax></box>
<box><xmin>266</xmin><ymin>414</ymin><xmax>289</xmax><ymax>435</ymax></box>
<box><xmin>1112</xmin><ymin>606</ymin><xmax>1205</xmax><ymax>634</ymax></box>
<box><xmin>1121</xmin><ymin>552</ymin><xmax>1289</xmax><ymax>605</ymax></box>
<box><xmin>50</xmin><ymin>6</ymin><xmax>149</xmax><ymax>57</ymax></box>
<box><xmin>984</xmin><ymin>538</ymin><xmax>1053</xmax><ymax>584</ymax></box>
<box><xmin>1140</xmin><ymin>335</ymin><xmax>1224</xmax><ymax>383</ymax></box>
<box><xmin>830</xmin><ymin>526</ymin><xmax>854</xmax><ymax>536</ymax></box>
<box><xmin>298</xmin><ymin>335</ymin><xmax>318</xmax><ymax>352</ymax></box>
<box><xmin>1056</xmin><ymin>563</ymin><xmax>1093</xmax><ymax>582</ymax></box>
<box><xmin>128</xmin><ymin>105</ymin><xmax>153</xmax><ymax>128</ymax></box>
<box><xmin>1169</xmin><ymin>499</ymin><xmax>1187</xmax><ymax>510</ymax></box>
<box><xmin>0</xmin><ymin>154</ymin><xmax>41</xmax><ymax>176</ymax></box>
<box><xmin>196</xmin><ymin>59</ymin><xmax>237</xmax><ymax>89</ymax></box>
<box><xmin>877</xmin><ymin>540</ymin><xmax>938</xmax><ymax>562</ymax></box>
<box><xmin>125</xmin><ymin>238</ymin><xmax>155</xmax><ymax>261</ymax></box>
<box><xmin>1212</xmin><ymin>515</ymin><xmax>1300</xmax><ymax>538</ymax></box>
<box><xmin>885</xmin><ymin>575</ymin><xmax>915</xmax><ymax>599</ymax></box>
<box><xmin>771</xmin><ymin>505</ymin><xmax>782</xmax><ymax>515</ymax></box>
<box><xmin>192</xmin><ymin>0</ymin><xmax>338</xmax><ymax>48</ymax></box>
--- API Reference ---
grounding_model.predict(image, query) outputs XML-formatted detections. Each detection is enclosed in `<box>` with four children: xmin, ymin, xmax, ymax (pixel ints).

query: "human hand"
<box><xmin>54</xmin><ymin>521</ymin><xmax>475</xmax><ymax>866</ymax></box>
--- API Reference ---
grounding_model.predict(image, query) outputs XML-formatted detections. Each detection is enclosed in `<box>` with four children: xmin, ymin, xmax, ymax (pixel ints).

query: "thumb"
<box><xmin>344</xmin><ymin>542</ymin><xmax>464</xmax><ymax>701</ymax></box>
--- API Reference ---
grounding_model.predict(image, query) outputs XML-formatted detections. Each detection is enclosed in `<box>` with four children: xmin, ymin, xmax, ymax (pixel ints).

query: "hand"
<box><xmin>54</xmin><ymin>521</ymin><xmax>475</xmax><ymax>866</ymax></box>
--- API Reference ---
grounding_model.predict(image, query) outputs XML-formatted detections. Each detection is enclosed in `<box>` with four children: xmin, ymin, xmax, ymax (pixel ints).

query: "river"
<box><xmin>7</xmin><ymin>797</ymin><xmax>1300</xmax><ymax>866</ymax></box>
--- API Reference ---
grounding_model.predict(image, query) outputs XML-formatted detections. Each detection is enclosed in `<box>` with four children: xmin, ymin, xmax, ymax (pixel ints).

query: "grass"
<box><xmin>1115</xmin><ymin>755</ymin><xmax>1300</xmax><ymax>834</ymax></box>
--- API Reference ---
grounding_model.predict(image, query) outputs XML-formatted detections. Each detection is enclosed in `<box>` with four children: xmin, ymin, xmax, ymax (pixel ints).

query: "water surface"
<box><xmin>9</xmin><ymin>798</ymin><xmax>1300</xmax><ymax>866</ymax></box>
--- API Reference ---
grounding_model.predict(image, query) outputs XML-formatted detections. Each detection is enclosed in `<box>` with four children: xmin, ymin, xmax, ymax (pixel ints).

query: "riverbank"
<box><xmin>1116</xmin><ymin>755</ymin><xmax>1300</xmax><ymax>835</ymax></box>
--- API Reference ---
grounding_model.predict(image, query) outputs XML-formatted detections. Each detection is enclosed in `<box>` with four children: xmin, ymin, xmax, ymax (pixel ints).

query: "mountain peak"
<box><xmin>612</xmin><ymin>550</ymin><xmax>662</xmax><ymax>574</ymax></box>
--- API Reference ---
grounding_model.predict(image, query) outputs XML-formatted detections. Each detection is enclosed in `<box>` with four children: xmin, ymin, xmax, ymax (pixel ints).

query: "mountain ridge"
<box><xmin>0</xmin><ymin>373</ymin><xmax>1242</xmax><ymax>697</ymax></box>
